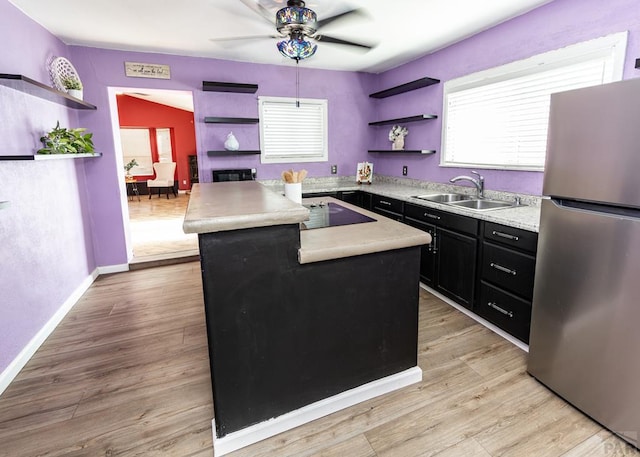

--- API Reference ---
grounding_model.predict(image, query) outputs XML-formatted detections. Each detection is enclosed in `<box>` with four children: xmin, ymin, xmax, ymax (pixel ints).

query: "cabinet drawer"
<box><xmin>303</xmin><ymin>191</ymin><xmax>338</xmax><ymax>198</ymax></box>
<box><xmin>484</xmin><ymin>222</ymin><xmax>538</xmax><ymax>253</ymax></box>
<box><xmin>372</xmin><ymin>207</ymin><xmax>403</xmax><ymax>221</ymax></box>
<box><xmin>476</xmin><ymin>282</ymin><xmax>531</xmax><ymax>343</ymax></box>
<box><xmin>372</xmin><ymin>195</ymin><xmax>404</xmax><ymax>214</ymax></box>
<box><xmin>481</xmin><ymin>242</ymin><xmax>535</xmax><ymax>299</ymax></box>
<box><xmin>405</xmin><ymin>203</ymin><xmax>478</xmax><ymax>236</ymax></box>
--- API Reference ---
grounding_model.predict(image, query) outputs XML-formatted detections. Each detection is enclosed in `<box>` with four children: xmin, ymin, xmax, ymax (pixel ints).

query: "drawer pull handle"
<box><xmin>424</xmin><ymin>212</ymin><xmax>441</xmax><ymax>220</ymax></box>
<box><xmin>380</xmin><ymin>200</ymin><xmax>392</xmax><ymax>206</ymax></box>
<box><xmin>490</xmin><ymin>262</ymin><xmax>517</xmax><ymax>276</ymax></box>
<box><xmin>492</xmin><ymin>230</ymin><xmax>519</xmax><ymax>241</ymax></box>
<box><xmin>488</xmin><ymin>302</ymin><xmax>514</xmax><ymax>318</ymax></box>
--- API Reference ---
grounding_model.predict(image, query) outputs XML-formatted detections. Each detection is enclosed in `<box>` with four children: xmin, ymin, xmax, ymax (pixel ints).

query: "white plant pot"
<box><xmin>68</xmin><ymin>89</ymin><xmax>83</xmax><ymax>100</ymax></box>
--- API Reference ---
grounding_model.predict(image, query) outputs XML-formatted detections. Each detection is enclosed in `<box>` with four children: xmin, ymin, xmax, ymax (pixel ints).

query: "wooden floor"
<box><xmin>0</xmin><ymin>262</ymin><xmax>637</xmax><ymax>457</ymax></box>
<box><xmin>127</xmin><ymin>192</ymin><xmax>198</xmax><ymax>260</ymax></box>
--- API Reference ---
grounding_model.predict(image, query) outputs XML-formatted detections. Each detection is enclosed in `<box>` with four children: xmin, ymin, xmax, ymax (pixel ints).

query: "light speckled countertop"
<box><xmin>261</xmin><ymin>176</ymin><xmax>542</xmax><ymax>232</ymax></box>
<box><xmin>183</xmin><ymin>181</ymin><xmax>431</xmax><ymax>264</ymax></box>
<box><xmin>183</xmin><ymin>181</ymin><xmax>309</xmax><ymax>234</ymax></box>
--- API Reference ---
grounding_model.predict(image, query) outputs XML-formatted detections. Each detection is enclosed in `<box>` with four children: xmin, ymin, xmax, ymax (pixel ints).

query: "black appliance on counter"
<box><xmin>301</xmin><ymin>202</ymin><xmax>375</xmax><ymax>230</ymax></box>
<box><xmin>212</xmin><ymin>168</ymin><xmax>256</xmax><ymax>182</ymax></box>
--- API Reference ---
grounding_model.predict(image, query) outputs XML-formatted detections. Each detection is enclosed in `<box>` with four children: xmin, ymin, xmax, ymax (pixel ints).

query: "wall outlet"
<box><xmin>402</xmin><ymin>165</ymin><xmax>408</xmax><ymax>176</ymax></box>
<box><xmin>331</xmin><ymin>165</ymin><xmax>338</xmax><ymax>174</ymax></box>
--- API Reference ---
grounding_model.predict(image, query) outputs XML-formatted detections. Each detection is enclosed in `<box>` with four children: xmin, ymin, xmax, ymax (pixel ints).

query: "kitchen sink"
<box><xmin>414</xmin><ymin>193</ymin><xmax>472</xmax><ymax>203</ymax></box>
<box><xmin>448</xmin><ymin>199</ymin><xmax>516</xmax><ymax>211</ymax></box>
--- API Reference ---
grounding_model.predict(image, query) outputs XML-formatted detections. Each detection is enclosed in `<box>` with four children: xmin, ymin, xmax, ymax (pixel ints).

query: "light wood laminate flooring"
<box><xmin>0</xmin><ymin>262</ymin><xmax>637</xmax><ymax>456</ymax></box>
<box><xmin>127</xmin><ymin>192</ymin><xmax>198</xmax><ymax>261</ymax></box>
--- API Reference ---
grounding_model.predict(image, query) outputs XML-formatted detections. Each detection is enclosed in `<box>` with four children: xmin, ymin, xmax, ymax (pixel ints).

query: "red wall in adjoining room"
<box><xmin>116</xmin><ymin>94</ymin><xmax>196</xmax><ymax>190</ymax></box>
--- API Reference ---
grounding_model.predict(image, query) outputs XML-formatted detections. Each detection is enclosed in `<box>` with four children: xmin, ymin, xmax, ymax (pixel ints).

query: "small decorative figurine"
<box><xmin>389</xmin><ymin>125</ymin><xmax>409</xmax><ymax>150</ymax></box>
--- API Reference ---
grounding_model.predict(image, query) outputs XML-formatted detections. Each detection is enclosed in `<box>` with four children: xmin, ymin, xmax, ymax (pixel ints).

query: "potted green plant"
<box><xmin>62</xmin><ymin>77</ymin><xmax>83</xmax><ymax>100</ymax></box>
<box><xmin>124</xmin><ymin>159</ymin><xmax>138</xmax><ymax>176</ymax></box>
<box><xmin>37</xmin><ymin>121</ymin><xmax>95</xmax><ymax>155</ymax></box>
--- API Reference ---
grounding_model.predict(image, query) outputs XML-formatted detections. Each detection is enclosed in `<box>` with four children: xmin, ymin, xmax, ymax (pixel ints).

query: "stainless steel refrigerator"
<box><xmin>528</xmin><ymin>77</ymin><xmax>640</xmax><ymax>447</ymax></box>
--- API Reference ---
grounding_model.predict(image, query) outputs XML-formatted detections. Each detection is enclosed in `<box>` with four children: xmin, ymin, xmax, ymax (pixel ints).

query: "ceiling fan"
<box><xmin>213</xmin><ymin>0</ymin><xmax>374</xmax><ymax>60</ymax></box>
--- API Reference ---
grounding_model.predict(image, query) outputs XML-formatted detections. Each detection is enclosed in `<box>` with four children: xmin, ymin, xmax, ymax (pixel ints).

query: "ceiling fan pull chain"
<box><xmin>296</xmin><ymin>58</ymin><xmax>300</xmax><ymax>108</ymax></box>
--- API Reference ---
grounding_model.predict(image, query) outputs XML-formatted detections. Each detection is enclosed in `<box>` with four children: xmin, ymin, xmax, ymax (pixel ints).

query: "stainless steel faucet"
<box><xmin>450</xmin><ymin>171</ymin><xmax>485</xmax><ymax>199</ymax></box>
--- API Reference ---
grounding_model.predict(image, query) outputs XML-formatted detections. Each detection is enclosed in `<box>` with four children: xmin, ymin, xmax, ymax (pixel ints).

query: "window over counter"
<box><xmin>441</xmin><ymin>32</ymin><xmax>627</xmax><ymax>171</ymax></box>
<box><xmin>259</xmin><ymin>96</ymin><xmax>328</xmax><ymax>164</ymax></box>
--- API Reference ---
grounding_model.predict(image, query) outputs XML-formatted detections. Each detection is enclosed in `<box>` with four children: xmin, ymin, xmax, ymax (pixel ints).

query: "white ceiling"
<box><xmin>10</xmin><ymin>0</ymin><xmax>554</xmax><ymax>74</ymax></box>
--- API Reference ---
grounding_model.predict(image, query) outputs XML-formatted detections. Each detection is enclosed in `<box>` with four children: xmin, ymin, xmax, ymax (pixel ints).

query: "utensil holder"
<box><xmin>284</xmin><ymin>182</ymin><xmax>302</xmax><ymax>204</ymax></box>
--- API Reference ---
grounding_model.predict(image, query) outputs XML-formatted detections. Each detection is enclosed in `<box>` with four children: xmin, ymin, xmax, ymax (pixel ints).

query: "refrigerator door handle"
<box><xmin>490</xmin><ymin>262</ymin><xmax>517</xmax><ymax>276</ymax></box>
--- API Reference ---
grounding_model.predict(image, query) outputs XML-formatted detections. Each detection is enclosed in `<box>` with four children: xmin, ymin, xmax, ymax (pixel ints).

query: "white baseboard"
<box><xmin>420</xmin><ymin>284</ymin><xmax>529</xmax><ymax>353</ymax></box>
<box><xmin>97</xmin><ymin>263</ymin><xmax>129</xmax><ymax>275</ymax></box>
<box><xmin>213</xmin><ymin>366</ymin><xmax>422</xmax><ymax>456</ymax></box>
<box><xmin>0</xmin><ymin>268</ymin><xmax>99</xmax><ymax>396</ymax></box>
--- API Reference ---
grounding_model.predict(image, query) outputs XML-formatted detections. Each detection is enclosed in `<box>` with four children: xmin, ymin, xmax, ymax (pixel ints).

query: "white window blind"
<box><xmin>120</xmin><ymin>128</ymin><xmax>153</xmax><ymax>175</ymax></box>
<box><xmin>259</xmin><ymin>96</ymin><xmax>328</xmax><ymax>164</ymax></box>
<box><xmin>442</xmin><ymin>32</ymin><xmax>627</xmax><ymax>171</ymax></box>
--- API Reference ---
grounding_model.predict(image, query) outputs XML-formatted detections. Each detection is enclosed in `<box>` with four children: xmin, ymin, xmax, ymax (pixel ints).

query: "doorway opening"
<box><xmin>114</xmin><ymin>88</ymin><xmax>199</xmax><ymax>267</ymax></box>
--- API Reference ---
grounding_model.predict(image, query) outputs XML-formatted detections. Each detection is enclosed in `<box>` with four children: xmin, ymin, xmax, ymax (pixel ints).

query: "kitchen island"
<box><xmin>183</xmin><ymin>181</ymin><xmax>431</xmax><ymax>455</ymax></box>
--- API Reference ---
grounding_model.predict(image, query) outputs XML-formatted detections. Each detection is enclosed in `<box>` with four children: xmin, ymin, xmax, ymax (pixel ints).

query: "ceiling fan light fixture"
<box><xmin>277</xmin><ymin>37</ymin><xmax>317</xmax><ymax>60</ymax></box>
<box><xmin>276</xmin><ymin>1</ymin><xmax>317</xmax><ymax>35</ymax></box>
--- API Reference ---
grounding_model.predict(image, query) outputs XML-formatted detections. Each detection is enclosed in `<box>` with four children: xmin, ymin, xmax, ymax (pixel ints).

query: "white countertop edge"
<box><xmin>183</xmin><ymin>182</ymin><xmax>310</xmax><ymax>234</ymax></box>
<box><xmin>183</xmin><ymin>208</ymin><xmax>309</xmax><ymax>234</ymax></box>
<box><xmin>298</xmin><ymin>232</ymin><xmax>431</xmax><ymax>264</ymax></box>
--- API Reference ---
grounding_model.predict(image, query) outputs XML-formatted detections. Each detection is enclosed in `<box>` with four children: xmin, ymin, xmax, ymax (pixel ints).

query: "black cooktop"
<box><xmin>301</xmin><ymin>202</ymin><xmax>376</xmax><ymax>230</ymax></box>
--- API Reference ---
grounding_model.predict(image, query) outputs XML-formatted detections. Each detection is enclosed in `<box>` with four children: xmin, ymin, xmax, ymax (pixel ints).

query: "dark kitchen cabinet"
<box><xmin>339</xmin><ymin>190</ymin><xmax>364</xmax><ymax>208</ymax></box>
<box><xmin>436</xmin><ymin>228</ymin><xmax>477</xmax><ymax>308</ymax></box>
<box><xmin>404</xmin><ymin>203</ymin><xmax>478</xmax><ymax>309</ymax></box>
<box><xmin>303</xmin><ymin>191</ymin><xmax>339</xmax><ymax>199</ymax></box>
<box><xmin>302</xmin><ymin>190</ymin><xmax>371</xmax><ymax>210</ymax></box>
<box><xmin>371</xmin><ymin>195</ymin><xmax>404</xmax><ymax>221</ymax></box>
<box><xmin>402</xmin><ymin>216</ymin><xmax>437</xmax><ymax>288</ymax></box>
<box><xmin>476</xmin><ymin>222</ymin><xmax>537</xmax><ymax>343</ymax></box>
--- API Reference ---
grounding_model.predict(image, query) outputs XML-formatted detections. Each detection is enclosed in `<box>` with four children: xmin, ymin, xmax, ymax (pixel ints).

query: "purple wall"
<box><xmin>66</xmin><ymin>47</ymin><xmax>375</xmax><ymax>268</ymax></box>
<box><xmin>0</xmin><ymin>1</ymin><xmax>96</xmax><ymax>376</ymax></box>
<box><xmin>371</xmin><ymin>0</ymin><xmax>640</xmax><ymax>195</ymax></box>
<box><xmin>2</xmin><ymin>0</ymin><xmax>640</xmax><ymax>380</ymax></box>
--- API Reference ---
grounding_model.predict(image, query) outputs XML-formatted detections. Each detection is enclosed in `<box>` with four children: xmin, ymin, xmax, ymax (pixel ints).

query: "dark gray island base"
<box><xmin>183</xmin><ymin>182</ymin><xmax>430</xmax><ymax>455</ymax></box>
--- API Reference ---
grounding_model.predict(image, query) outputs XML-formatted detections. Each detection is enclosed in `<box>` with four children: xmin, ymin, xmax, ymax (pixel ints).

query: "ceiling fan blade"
<box><xmin>314</xmin><ymin>34</ymin><xmax>375</xmax><ymax>50</ymax></box>
<box><xmin>315</xmin><ymin>8</ymin><xmax>366</xmax><ymax>29</ymax></box>
<box><xmin>237</xmin><ymin>0</ymin><xmax>275</xmax><ymax>26</ymax></box>
<box><xmin>210</xmin><ymin>35</ymin><xmax>280</xmax><ymax>43</ymax></box>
